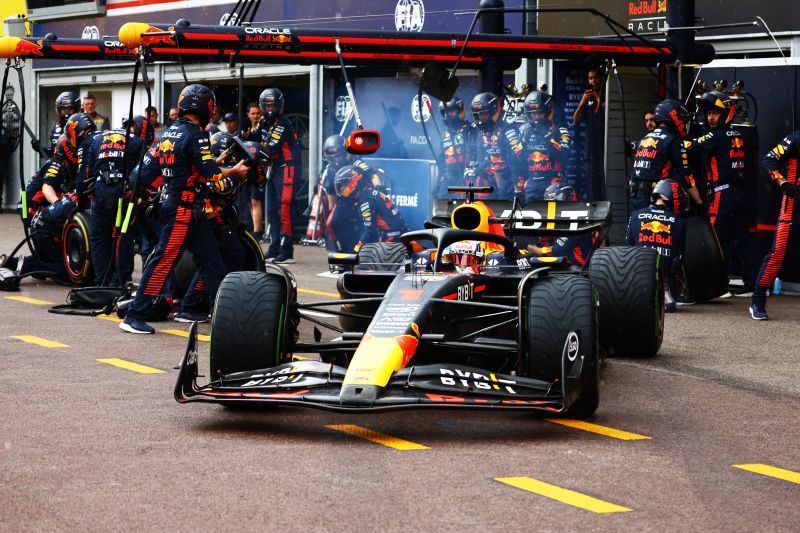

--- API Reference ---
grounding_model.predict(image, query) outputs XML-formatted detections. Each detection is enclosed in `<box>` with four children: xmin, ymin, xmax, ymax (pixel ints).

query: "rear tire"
<box><xmin>526</xmin><ymin>276</ymin><xmax>599</xmax><ymax>418</ymax></box>
<box><xmin>355</xmin><ymin>242</ymin><xmax>406</xmax><ymax>272</ymax></box>
<box><xmin>683</xmin><ymin>215</ymin><xmax>728</xmax><ymax>302</ymax></box>
<box><xmin>210</xmin><ymin>271</ymin><xmax>289</xmax><ymax>379</ymax></box>
<box><xmin>62</xmin><ymin>211</ymin><xmax>94</xmax><ymax>286</ymax></box>
<box><xmin>589</xmin><ymin>246</ymin><xmax>664</xmax><ymax>358</ymax></box>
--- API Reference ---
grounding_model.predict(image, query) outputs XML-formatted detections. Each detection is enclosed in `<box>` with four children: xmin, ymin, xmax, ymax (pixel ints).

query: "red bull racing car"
<box><xmin>175</xmin><ymin>189</ymin><xmax>664</xmax><ymax>418</ymax></box>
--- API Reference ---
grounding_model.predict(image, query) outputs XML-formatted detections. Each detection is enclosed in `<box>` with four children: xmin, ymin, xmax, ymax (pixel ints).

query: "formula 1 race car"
<box><xmin>175</xmin><ymin>188</ymin><xmax>664</xmax><ymax>418</ymax></box>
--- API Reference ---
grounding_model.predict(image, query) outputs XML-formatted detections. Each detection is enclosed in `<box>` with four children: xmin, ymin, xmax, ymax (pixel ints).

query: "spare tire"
<box><xmin>62</xmin><ymin>211</ymin><xmax>94</xmax><ymax>286</ymax></box>
<box><xmin>589</xmin><ymin>246</ymin><xmax>664</xmax><ymax>358</ymax></box>
<box><xmin>525</xmin><ymin>275</ymin><xmax>599</xmax><ymax>419</ymax></box>
<box><xmin>355</xmin><ymin>242</ymin><xmax>406</xmax><ymax>272</ymax></box>
<box><xmin>683</xmin><ymin>215</ymin><xmax>728</xmax><ymax>302</ymax></box>
<box><xmin>209</xmin><ymin>271</ymin><xmax>290</xmax><ymax>379</ymax></box>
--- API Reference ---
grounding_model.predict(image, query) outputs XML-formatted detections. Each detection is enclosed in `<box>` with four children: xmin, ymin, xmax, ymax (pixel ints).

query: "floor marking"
<box><xmin>5</xmin><ymin>296</ymin><xmax>54</xmax><ymax>305</ymax></box>
<box><xmin>733</xmin><ymin>464</ymin><xmax>800</xmax><ymax>485</ymax></box>
<box><xmin>96</xmin><ymin>315</ymin><xmax>123</xmax><ymax>322</ymax></box>
<box><xmin>316</xmin><ymin>271</ymin><xmax>342</xmax><ymax>279</ymax></box>
<box><xmin>298</xmin><ymin>288</ymin><xmax>339</xmax><ymax>298</ymax></box>
<box><xmin>495</xmin><ymin>477</ymin><xmax>633</xmax><ymax>514</ymax></box>
<box><xmin>326</xmin><ymin>424</ymin><xmax>429</xmax><ymax>450</ymax></box>
<box><xmin>160</xmin><ymin>329</ymin><xmax>211</xmax><ymax>342</ymax></box>
<box><xmin>11</xmin><ymin>335</ymin><xmax>68</xmax><ymax>348</ymax></box>
<box><xmin>97</xmin><ymin>358</ymin><xmax>166</xmax><ymax>374</ymax></box>
<box><xmin>544</xmin><ymin>419</ymin><xmax>651</xmax><ymax>441</ymax></box>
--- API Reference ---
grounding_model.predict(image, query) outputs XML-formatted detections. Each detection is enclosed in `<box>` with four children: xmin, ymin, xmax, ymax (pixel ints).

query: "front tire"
<box><xmin>210</xmin><ymin>271</ymin><xmax>290</xmax><ymax>379</ymax></box>
<box><xmin>589</xmin><ymin>246</ymin><xmax>664</xmax><ymax>358</ymax></box>
<box><xmin>525</xmin><ymin>276</ymin><xmax>599</xmax><ymax>418</ymax></box>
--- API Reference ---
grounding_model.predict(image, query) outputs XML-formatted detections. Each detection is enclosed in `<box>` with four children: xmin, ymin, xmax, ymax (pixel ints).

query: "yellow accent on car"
<box><xmin>342</xmin><ymin>337</ymin><xmax>405</xmax><ymax>388</ymax></box>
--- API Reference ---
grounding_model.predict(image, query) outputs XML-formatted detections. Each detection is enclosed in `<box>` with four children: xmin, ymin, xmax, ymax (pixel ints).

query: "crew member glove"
<box><xmin>780</xmin><ymin>181</ymin><xmax>799</xmax><ymax>198</ymax></box>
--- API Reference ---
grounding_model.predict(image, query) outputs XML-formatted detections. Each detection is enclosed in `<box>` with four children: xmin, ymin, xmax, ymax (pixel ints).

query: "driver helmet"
<box><xmin>651</xmin><ymin>178</ymin><xmax>688</xmax><ymax>214</ymax></box>
<box><xmin>523</xmin><ymin>90</ymin><xmax>554</xmax><ymax>128</ymax></box>
<box><xmin>697</xmin><ymin>90</ymin><xmax>735</xmax><ymax>126</ymax></box>
<box><xmin>439</xmin><ymin>97</ymin><xmax>465</xmax><ymax>129</ymax></box>
<box><xmin>442</xmin><ymin>240</ymin><xmax>485</xmax><ymax>273</ymax></box>
<box><xmin>334</xmin><ymin>164</ymin><xmax>369</xmax><ymax>198</ymax></box>
<box><xmin>543</xmin><ymin>183</ymin><xmax>577</xmax><ymax>201</ymax></box>
<box><xmin>654</xmin><ymin>99</ymin><xmax>691</xmax><ymax>139</ymax></box>
<box><xmin>471</xmin><ymin>92</ymin><xmax>501</xmax><ymax>130</ymax></box>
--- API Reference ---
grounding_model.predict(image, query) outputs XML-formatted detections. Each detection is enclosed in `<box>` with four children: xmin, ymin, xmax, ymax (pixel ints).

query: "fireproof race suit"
<box><xmin>626</xmin><ymin>204</ymin><xmax>686</xmax><ymax>299</ymax></box>
<box><xmin>438</xmin><ymin>120</ymin><xmax>471</xmax><ymax>198</ymax></box>
<box><xmin>630</xmin><ymin>127</ymin><xmax>696</xmax><ymax>211</ymax></box>
<box><xmin>472</xmin><ymin>122</ymin><xmax>524</xmax><ymax>200</ymax></box>
<box><xmin>519</xmin><ymin>121</ymin><xmax>572</xmax><ymax>203</ymax></box>
<box><xmin>354</xmin><ymin>187</ymin><xmax>408</xmax><ymax>251</ymax></box>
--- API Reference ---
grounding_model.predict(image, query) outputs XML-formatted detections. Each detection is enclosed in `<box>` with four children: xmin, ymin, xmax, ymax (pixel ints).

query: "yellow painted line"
<box><xmin>545</xmin><ymin>419</ymin><xmax>651</xmax><ymax>441</ymax></box>
<box><xmin>160</xmin><ymin>329</ymin><xmax>211</xmax><ymax>342</ymax></box>
<box><xmin>96</xmin><ymin>314</ymin><xmax>123</xmax><ymax>322</ymax></box>
<box><xmin>298</xmin><ymin>288</ymin><xmax>339</xmax><ymax>298</ymax></box>
<box><xmin>5</xmin><ymin>296</ymin><xmax>54</xmax><ymax>305</ymax></box>
<box><xmin>733</xmin><ymin>464</ymin><xmax>800</xmax><ymax>485</ymax></box>
<box><xmin>496</xmin><ymin>477</ymin><xmax>632</xmax><ymax>514</ymax></box>
<box><xmin>11</xmin><ymin>335</ymin><xmax>68</xmax><ymax>348</ymax></box>
<box><xmin>326</xmin><ymin>424</ymin><xmax>429</xmax><ymax>450</ymax></box>
<box><xmin>97</xmin><ymin>358</ymin><xmax>166</xmax><ymax>374</ymax></box>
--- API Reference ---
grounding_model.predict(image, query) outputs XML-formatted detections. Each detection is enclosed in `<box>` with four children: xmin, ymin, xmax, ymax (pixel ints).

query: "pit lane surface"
<box><xmin>1</xmin><ymin>213</ymin><xmax>798</xmax><ymax>531</ymax></box>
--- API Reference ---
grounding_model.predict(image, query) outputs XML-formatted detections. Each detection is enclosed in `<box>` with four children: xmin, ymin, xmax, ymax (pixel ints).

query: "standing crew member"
<box><xmin>690</xmin><ymin>91</ymin><xmax>753</xmax><ymax>297</ymax></box>
<box><xmin>630</xmin><ymin>99</ymin><xmax>703</xmax><ymax>212</ymax></box>
<box><xmin>437</xmin><ymin>97</ymin><xmax>471</xmax><ymax>198</ymax></box>
<box><xmin>469</xmin><ymin>92</ymin><xmax>524</xmax><ymax>200</ymax></box>
<box><xmin>255</xmin><ymin>88</ymin><xmax>301</xmax><ymax>264</ymax></box>
<box><xmin>749</xmin><ymin>131</ymin><xmax>800</xmax><ymax>320</ymax></box>
<box><xmin>81</xmin><ymin>94</ymin><xmax>110</xmax><ymax>131</ymax></box>
<box><xmin>120</xmin><ymin>84</ymin><xmax>247</xmax><ymax>334</ymax></box>
<box><xmin>49</xmin><ymin>91</ymin><xmax>80</xmax><ymax>155</ymax></box>
<box><xmin>519</xmin><ymin>90</ymin><xmax>571</xmax><ymax>203</ymax></box>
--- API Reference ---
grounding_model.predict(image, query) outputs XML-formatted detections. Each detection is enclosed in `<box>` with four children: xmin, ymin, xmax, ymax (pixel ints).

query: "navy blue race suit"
<box><xmin>752</xmin><ymin>131</ymin><xmax>800</xmax><ymax>307</ymax></box>
<box><xmin>354</xmin><ymin>187</ymin><xmax>408</xmax><ymax>251</ymax></box>
<box><xmin>79</xmin><ymin>129</ymin><xmax>143</xmax><ymax>286</ymax></box>
<box><xmin>49</xmin><ymin>118</ymin><xmax>66</xmax><ymax>156</ymax></box>
<box><xmin>125</xmin><ymin>117</ymin><xmax>228</xmax><ymax>321</ymax></box>
<box><xmin>630</xmin><ymin>127</ymin><xmax>696</xmax><ymax>211</ymax></box>
<box><xmin>471</xmin><ymin>122</ymin><xmax>524</xmax><ymax>200</ymax></box>
<box><xmin>254</xmin><ymin>114</ymin><xmax>301</xmax><ymax>258</ymax></box>
<box><xmin>437</xmin><ymin>120</ymin><xmax>471</xmax><ymax>198</ymax></box>
<box><xmin>626</xmin><ymin>204</ymin><xmax>686</xmax><ymax>300</ymax></box>
<box><xmin>325</xmin><ymin>159</ymin><xmax>374</xmax><ymax>253</ymax></box>
<box><xmin>690</xmin><ymin>124</ymin><xmax>752</xmax><ymax>289</ymax></box>
<box><xmin>519</xmin><ymin>121</ymin><xmax>572</xmax><ymax>203</ymax></box>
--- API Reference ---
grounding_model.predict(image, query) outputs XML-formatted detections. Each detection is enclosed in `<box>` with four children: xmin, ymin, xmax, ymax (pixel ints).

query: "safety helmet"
<box><xmin>55</xmin><ymin>134</ymin><xmax>79</xmax><ymax>165</ymax></box>
<box><xmin>334</xmin><ymin>164</ymin><xmax>369</xmax><ymax>198</ymax></box>
<box><xmin>55</xmin><ymin>91</ymin><xmax>80</xmax><ymax>119</ymax></box>
<box><xmin>523</xmin><ymin>90</ymin><xmax>554</xmax><ymax>127</ymax></box>
<box><xmin>372</xmin><ymin>166</ymin><xmax>392</xmax><ymax>196</ymax></box>
<box><xmin>543</xmin><ymin>183</ymin><xmax>576</xmax><ymax>201</ymax></box>
<box><xmin>259</xmin><ymin>88</ymin><xmax>285</xmax><ymax>119</ymax></box>
<box><xmin>124</xmin><ymin>115</ymin><xmax>149</xmax><ymax>139</ymax></box>
<box><xmin>439</xmin><ymin>97</ymin><xmax>465</xmax><ymax>129</ymax></box>
<box><xmin>442</xmin><ymin>240</ymin><xmax>485</xmax><ymax>273</ymax></box>
<box><xmin>471</xmin><ymin>92</ymin><xmax>501</xmax><ymax>129</ymax></box>
<box><xmin>177</xmin><ymin>84</ymin><xmax>216</xmax><ymax>128</ymax></box>
<box><xmin>322</xmin><ymin>134</ymin><xmax>348</xmax><ymax>167</ymax></box>
<box><xmin>64</xmin><ymin>112</ymin><xmax>96</xmax><ymax>149</ymax></box>
<box><xmin>654</xmin><ymin>99</ymin><xmax>691</xmax><ymax>139</ymax></box>
<box><xmin>210</xmin><ymin>131</ymin><xmax>234</xmax><ymax>157</ymax></box>
<box><xmin>651</xmin><ymin>178</ymin><xmax>687</xmax><ymax>214</ymax></box>
<box><xmin>697</xmin><ymin>90</ymin><xmax>735</xmax><ymax>126</ymax></box>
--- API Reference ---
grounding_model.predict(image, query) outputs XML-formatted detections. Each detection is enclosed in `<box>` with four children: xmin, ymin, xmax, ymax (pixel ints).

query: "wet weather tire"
<box><xmin>526</xmin><ymin>276</ymin><xmax>599</xmax><ymax>418</ymax></box>
<box><xmin>210</xmin><ymin>271</ymin><xmax>288</xmax><ymax>379</ymax></box>
<box><xmin>355</xmin><ymin>242</ymin><xmax>406</xmax><ymax>271</ymax></box>
<box><xmin>589</xmin><ymin>246</ymin><xmax>664</xmax><ymax>358</ymax></box>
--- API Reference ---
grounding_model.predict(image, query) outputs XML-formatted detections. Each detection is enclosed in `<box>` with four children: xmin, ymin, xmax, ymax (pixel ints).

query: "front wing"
<box><xmin>175</xmin><ymin>325</ymin><xmax>585</xmax><ymax>414</ymax></box>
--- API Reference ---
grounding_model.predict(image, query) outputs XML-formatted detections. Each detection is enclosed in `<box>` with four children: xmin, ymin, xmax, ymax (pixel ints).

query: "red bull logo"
<box><xmin>528</xmin><ymin>151</ymin><xmax>550</xmax><ymax>163</ymax></box>
<box><xmin>641</xmin><ymin>220</ymin><xmax>671</xmax><ymax>234</ymax></box>
<box><xmin>14</xmin><ymin>38</ymin><xmax>44</xmax><ymax>57</ymax></box>
<box><xmin>141</xmin><ymin>25</ymin><xmax>176</xmax><ymax>46</ymax></box>
<box><xmin>629</xmin><ymin>1</ymin><xmax>660</xmax><ymax>15</ymax></box>
<box><xmin>274</xmin><ymin>34</ymin><xmax>291</xmax><ymax>44</ymax></box>
<box><xmin>639</xmin><ymin>137</ymin><xmax>659</xmax><ymax>149</ymax></box>
<box><xmin>731</xmin><ymin>137</ymin><xmax>744</xmax><ymax>149</ymax></box>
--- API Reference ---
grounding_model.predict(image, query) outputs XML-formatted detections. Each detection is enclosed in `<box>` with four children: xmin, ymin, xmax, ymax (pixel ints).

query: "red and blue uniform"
<box><xmin>630</xmin><ymin>127</ymin><xmax>695</xmax><ymax>211</ymax></box>
<box><xmin>354</xmin><ymin>187</ymin><xmax>408</xmax><ymax>251</ymax></box>
<box><xmin>519</xmin><ymin>121</ymin><xmax>571</xmax><ymax>203</ymax></box>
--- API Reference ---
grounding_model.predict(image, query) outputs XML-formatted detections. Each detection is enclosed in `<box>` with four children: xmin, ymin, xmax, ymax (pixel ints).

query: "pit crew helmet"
<box><xmin>322</xmin><ymin>134</ymin><xmax>348</xmax><ymax>167</ymax></box>
<box><xmin>259</xmin><ymin>88</ymin><xmax>285</xmax><ymax>119</ymax></box>
<box><xmin>654</xmin><ymin>99</ymin><xmax>691</xmax><ymax>139</ymax></box>
<box><xmin>697</xmin><ymin>90</ymin><xmax>735</xmax><ymax>126</ymax></box>
<box><xmin>651</xmin><ymin>178</ymin><xmax>688</xmax><ymax>214</ymax></box>
<box><xmin>543</xmin><ymin>183</ymin><xmax>577</xmax><ymax>201</ymax></box>
<box><xmin>177</xmin><ymin>84</ymin><xmax>216</xmax><ymax>128</ymax></box>
<box><xmin>64</xmin><ymin>112</ymin><xmax>96</xmax><ymax>149</ymax></box>
<box><xmin>523</xmin><ymin>90</ymin><xmax>554</xmax><ymax>127</ymax></box>
<box><xmin>442</xmin><ymin>240</ymin><xmax>485</xmax><ymax>273</ymax></box>
<box><xmin>439</xmin><ymin>97</ymin><xmax>465</xmax><ymax>129</ymax></box>
<box><xmin>334</xmin><ymin>164</ymin><xmax>369</xmax><ymax>198</ymax></box>
<box><xmin>471</xmin><ymin>92</ymin><xmax>501</xmax><ymax>129</ymax></box>
<box><xmin>55</xmin><ymin>91</ymin><xmax>80</xmax><ymax>119</ymax></box>
<box><xmin>124</xmin><ymin>115</ymin><xmax>149</xmax><ymax>140</ymax></box>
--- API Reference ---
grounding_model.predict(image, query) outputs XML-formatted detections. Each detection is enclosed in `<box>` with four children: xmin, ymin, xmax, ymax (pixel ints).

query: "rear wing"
<box><xmin>432</xmin><ymin>199</ymin><xmax>612</xmax><ymax>237</ymax></box>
